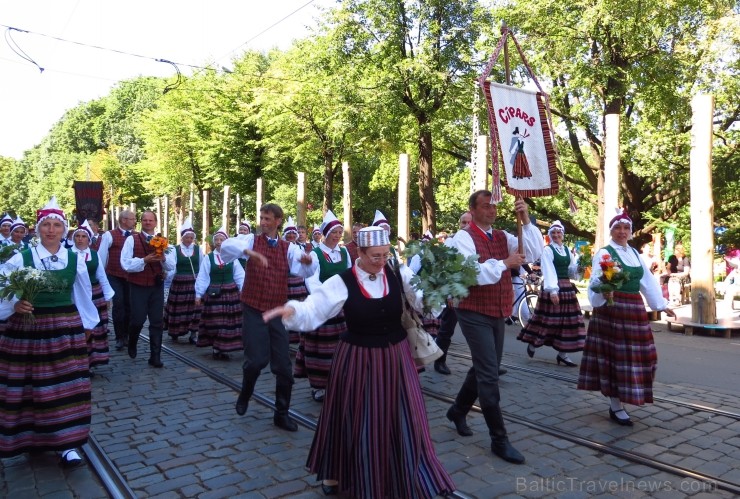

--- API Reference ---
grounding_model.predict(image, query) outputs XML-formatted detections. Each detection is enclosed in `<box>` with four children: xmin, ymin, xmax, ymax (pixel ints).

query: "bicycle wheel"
<box><xmin>518</xmin><ymin>293</ymin><xmax>538</xmax><ymax>326</ymax></box>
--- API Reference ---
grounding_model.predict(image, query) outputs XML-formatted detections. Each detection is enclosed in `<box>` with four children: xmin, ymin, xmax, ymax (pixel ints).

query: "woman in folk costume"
<box><xmin>0</xmin><ymin>196</ymin><xmax>98</xmax><ymax>466</ymax></box>
<box><xmin>517</xmin><ymin>220</ymin><xmax>585</xmax><ymax>366</ymax></box>
<box><xmin>510</xmin><ymin>127</ymin><xmax>533</xmax><ymax>179</ymax></box>
<box><xmin>311</xmin><ymin>225</ymin><xmax>322</xmax><ymax>246</ymax></box>
<box><xmin>0</xmin><ymin>214</ymin><xmax>13</xmax><ymax>246</ymax></box>
<box><xmin>264</xmin><ymin>227</ymin><xmax>456</xmax><ymax>499</ymax></box>
<box><xmin>283</xmin><ymin>217</ymin><xmax>308</xmax><ymax>345</ymax></box>
<box><xmin>577</xmin><ymin>209</ymin><xmax>676</xmax><ymax>426</ymax></box>
<box><xmin>235</xmin><ymin>220</ymin><xmax>251</xmax><ymax>271</ymax></box>
<box><xmin>194</xmin><ymin>226</ymin><xmax>245</xmax><ymax>360</ymax></box>
<box><xmin>164</xmin><ymin>217</ymin><xmax>202</xmax><ymax>345</ymax></box>
<box><xmin>72</xmin><ymin>220</ymin><xmax>114</xmax><ymax>372</ymax></box>
<box><xmin>9</xmin><ymin>217</ymin><xmax>29</xmax><ymax>250</ymax></box>
<box><xmin>294</xmin><ymin>211</ymin><xmax>351</xmax><ymax>402</ymax></box>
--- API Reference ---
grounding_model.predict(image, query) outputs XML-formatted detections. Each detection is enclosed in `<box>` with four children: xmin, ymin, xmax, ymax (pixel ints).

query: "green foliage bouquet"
<box><xmin>0</xmin><ymin>267</ymin><xmax>65</xmax><ymax>324</ymax></box>
<box><xmin>0</xmin><ymin>244</ymin><xmax>21</xmax><ymax>264</ymax></box>
<box><xmin>403</xmin><ymin>239</ymin><xmax>479</xmax><ymax>314</ymax></box>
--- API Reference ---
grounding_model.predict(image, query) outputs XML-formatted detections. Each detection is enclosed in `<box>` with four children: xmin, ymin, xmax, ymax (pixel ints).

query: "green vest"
<box><xmin>209</xmin><ymin>252</ymin><xmax>234</xmax><ymax>285</ymax></box>
<box><xmin>21</xmin><ymin>249</ymin><xmax>76</xmax><ymax>307</ymax></box>
<box><xmin>175</xmin><ymin>245</ymin><xmax>200</xmax><ymax>276</ymax></box>
<box><xmin>604</xmin><ymin>246</ymin><xmax>643</xmax><ymax>294</ymax></box>
<box><xmin>550</xmin><ymin>244</ymin><xmax>571</xmax><ymax>280</ymax></box>
<box><xmin>314</xmin><ymin>246</ymin><xmax>348</xmax><ymax>283</ymax></box>
<box><xmin>84</xmin><ymin>250</ymin><xmax>99</xmax><ymax>285</ymax></box>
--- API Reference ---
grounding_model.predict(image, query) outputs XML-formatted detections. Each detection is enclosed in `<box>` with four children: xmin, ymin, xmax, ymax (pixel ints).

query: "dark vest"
<box><xmin>242</xmin><ymin>235</ymin><xmax>289</xmax><ymax>311</ymax></box>
<box><xmin>551</xmin><ymin>245</ymin><xmax>571</xmax><ymax>280</ymax></box>
<box><xmin>604</xmin><ymin>246</ymin><xmax>643</xmax><ymax>294</ymax></box>
<box><xmin>127</xmin><ymin>233</ymin><xmax>164</xmax><ymax>287</ymax></box>
<box><xmin>106</xmin><ymin>229</ymin><xmax>132</xmax><ymax>279</ymax></box>
<box><xmin>209</xmin><ymin>252</ymin><xmax>235</xmax><ymax>285</ymax></box>
<box><xmin>175</xmin><ymin>245</ymin><xmax>200</xmax><ymax>276</ymax></box>
<box><xmin>456</xmin><ymin>226</ymin><xmax>513</xmax><ymax>318</ymax></box>
<box><xmin>339</xmin><ymin>266</ymin><xmax>406</xmax><ymax>347</ymax></box>
<box><xmin>314</xmin><ymin>246</ymin><xmax>349</xmax><ymax>283</ymax></box>
<box><xmin>21</xmin><ymin>249</ymin><xmax>76</xmax><ymax>307</ymax></box>
<box><xmin>84</xmin><ymin>250</ymin><xmax>100</xmax><ymax>285</ymax></box>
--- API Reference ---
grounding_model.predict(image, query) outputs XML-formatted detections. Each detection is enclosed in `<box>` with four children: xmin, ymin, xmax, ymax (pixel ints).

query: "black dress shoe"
<box><xmin>115</xmin><ymin>339</ymin><xmax>124</xmax><ymax>351</ymax></box>
<box><xmin>434</xmin><ymin>361</ymin><xmax>451</xmax><ymax>375</ymax></box>
<box><xmin>188</xmin><ymin>335</ymin><xmax>197</xmax><ymax>345</ymax></box>
<box><xmin>127</xmin><ymin>344</ymin><xmax>137</xmax><ymax>359</ymax></box>
<box><xmin>446</xmin><ymin>406</ymin><xmax>473</xmax><ymax>436</ymax></box>
<box><xmin>60</xmin><ymin>449</ymin><xmax>82</xmax><ymax>467</ymax></box>
<box><xmin>556</xmin><ymin>355</ymin><xmax>577</xmax><ymax>367</ymax></box>
<box><xmin>321</xmin><ymin>483</ymin><xmax>338</xmax><ymax>496</ymax></box>
<box><xmin>498</xmin><ymin>367</ymin><xmax>507</xmax><ymax>375</ymax></box>
<box><xmin>609</xmin><ymin>408</ymin><xmax>634</xmax><ymax>426</ymax></box>
<box><xmin>148</xmin><ymin>358</ymin><xmax>164</xmax><ymax>368</ymax></box>
<box><xmin>273</xmin><ymin>414</ymin><xmax>298</xmax><ymax>432</ymax></box>
<box><xmin>235</xmin><ymin>394</ymin><xmax>249</xmax><ymax>416</ymax></box>
<box><xmin>526</xmin><ymin>344</ymin><xmax>536</xmax><ymax>358</ymax></box>
<box><xmin>491</xmin><ymin>439</ymin><xmax>525</xmax><ymax>464</ymax></box>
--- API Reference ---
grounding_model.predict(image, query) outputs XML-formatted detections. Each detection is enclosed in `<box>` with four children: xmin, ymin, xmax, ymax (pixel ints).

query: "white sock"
<box><xmin>609</xmin><ymin>397</ymin><xmax>624</xmax><ymax>412</ymax></box>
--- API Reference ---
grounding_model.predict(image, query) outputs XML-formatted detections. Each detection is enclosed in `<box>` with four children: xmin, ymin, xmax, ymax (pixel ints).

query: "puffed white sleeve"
<box><xmin>282</xmin><ymin>274</ymin><xmax>348</xmax><ymax>331</ymax></box>
<box><xmin>0</xmin><ymin>253</ymin><xmax>23</xmax><ymax>320</ymax></box>
<box><xmin>408</xmin><ymin>254</ymin><xmax>422</xmax><ymax>274</ymax></box>
<box><xmin>72</xmin><ymin>256</ymin><xmax>100</xmax><ymax>329</ymax></box>
<box><xmin>220</xmin><ymin>235</ymin><xmax>253</xmax><ymax>264</ymax></box>
<box><xmin>232</xmin><ymin>259</ymin><xmax>245</xmax><ymax>292</ymax></box>
<box><xmin>94</xmin><ymin>257</ymin><xmax>115</xmax><ymax>301</ymax></box>
<box><xmin>540</xmin><ymin>246</ymin><xmax>559</xmax><ymax>294</ymax></box>
<box><xmin>97</xmin><ymin>231</ymin><xmax>113</xmax><ymax>270</ymax></box>
<box><xmin>195</xmin><ymin>255</ymin><xmax>211</xmax><ymax>299</ymax></box>
<box><xmin>588</xmin><ymin>248</ymin><xmax>608</xmax><ymax>308</ymax></box>
<box><xmin>506</xmin><ymin>222</ymin><xmax>544</xmax><ymax>264</ymax></box>
<box><xmin>120</xmin><ymin>236</ymin><xmax>146</xmax><ymax>273</ymax></box>
<box><xmin>455</xmin><ymin>230</ymin><xmax>506</xmax><ymax>286</ymax></box>
<box><xmin>289</xmin><ymin>243</ymin><xmax>318</xmax><ymax>278</ymax></box>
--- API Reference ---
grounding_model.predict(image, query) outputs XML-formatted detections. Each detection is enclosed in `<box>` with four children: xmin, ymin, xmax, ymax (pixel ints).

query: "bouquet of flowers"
<box><xmin>403</xmin><ymin>239</ymin><xmax>479</xmax><ymax>314</ymax></box>
<box><xmin>0</xmin><ymin>267</ymin><xmax>65</xmax><ymax>323</ymax></box>
<box><xmin>149</xmin><ymin>235</ymin><xmax>170</xmax><ymax>256</ymax></box>
<box><xmin>591</xmin><ymin>253</ymin><xmax>630</xmax><ymax>306</ymax></box>
<box><xmin>0</xmin><ymin>244</ymin><xmax>21</xmax><ymax>264</ymax></box>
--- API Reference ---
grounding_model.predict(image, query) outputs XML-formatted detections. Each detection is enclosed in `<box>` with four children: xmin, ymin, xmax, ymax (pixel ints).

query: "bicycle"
<box><xmin>515</xmin><ymin>273</ymin><xmax>541</xmax><ymax>327</ymax></box>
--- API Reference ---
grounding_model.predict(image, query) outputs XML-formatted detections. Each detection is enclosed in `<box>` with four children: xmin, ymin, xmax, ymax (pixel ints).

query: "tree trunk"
<box><xmin>417</xmin><ymin>126</ymin><xmax>436</xmax><ymax>234</ymax></box>
<box><xmin>322</xmin><ymin>149</ymin><xmax>334</xmax><ymax>214</ymax></box>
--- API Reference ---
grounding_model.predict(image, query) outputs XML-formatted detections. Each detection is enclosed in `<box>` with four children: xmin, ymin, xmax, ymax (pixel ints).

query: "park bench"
<box><xmin>666</xmin><ymin>316</ymin><xmax>739</xmax><ymax>339</ymax></box>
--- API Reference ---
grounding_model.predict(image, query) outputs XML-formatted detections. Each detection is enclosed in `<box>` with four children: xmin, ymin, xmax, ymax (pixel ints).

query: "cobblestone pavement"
<box><xmin>1</xmin><ymin>318</ymin><xmax>739</xmax><ymax>498</ymax></box>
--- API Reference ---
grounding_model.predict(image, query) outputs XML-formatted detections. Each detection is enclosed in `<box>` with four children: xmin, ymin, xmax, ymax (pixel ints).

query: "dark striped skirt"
<box><xmin>517</xmin><ymin>279</ymin><xmax>586</xmax><ymax>352</ymax></box>
<box><xmin>422</xmin><ymin>314</ymin><xmax>440</xmax><ymax>337</ymax></box>
<box><xmin>0</xmin><ymin>304</ymin><xmax>91</xmax><ymax>457</ymax></box>
<box><xmin>88</xmin><ymin>282</ymin><xmax>110</xmax><ymax>367</ymax></box>
<box><xmin>287</xmin><ymin>274</ymin><xmax>308</xmax><ymax>345</ymax></box>
<box><xmin>577</xmin><ymin>292</ymin><xmax>657</xmax><ymax>405</ymax></box>
<box><xmin>293</xmin><ymin>311</ymin><xmax>347</xmax><ymax>389</ymax></box>
<box><xmin>308</xmin><ymin>339</ymin><xmax>455</xmax><ymax>499</ymax></box>
<box><xmin>164</xmin><ymin>274</ymin><xmax>201</xmax><ymax>336</ymax></box>
<box><xmin>196</xmin><ymin>282</ymin><xmax>242</xmax><ymax>353</ymax></box>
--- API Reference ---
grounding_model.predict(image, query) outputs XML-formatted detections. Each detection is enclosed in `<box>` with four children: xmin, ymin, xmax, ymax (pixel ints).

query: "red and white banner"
<box><xmin>482</xmin><ymin>82</ymin><xmax>558</xmax><ymax>199</ymax></box>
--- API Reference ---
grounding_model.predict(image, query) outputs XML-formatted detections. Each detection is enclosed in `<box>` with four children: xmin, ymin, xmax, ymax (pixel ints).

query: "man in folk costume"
<box><xmin>295</xmin><ymin>210</ymin><xmax>351</xmax><ymax>402</ymax></box>
<box><xmin>121</xmin><ymin>210</ymin><xmax>174</xmax><ymax>368</ymax></box>
<box><xmin>9</xmin><ymin>216</ymin><xmax>29</xmax><ymax>250</ymax></box>
<box><xmin>220</xmin><ymin>203</ymin><xmax>317</xmax><ymax>431</ymax></box>
<box><xmin>98</xmin><ymin>210</ymin><xmax>137</xmax><ymax>351</ymax></box>
<box><xmin>446</xmin><ymin>190</ymin><xmax>542</xmax><ymax>464</ymax></box>
<box><xmin>164</xmin><ymin>216</ymin><xmax>201</xmax><ymax>344</ymax></box>
<box><xmin>343</xmin><ymin>222</ymin><xmax>363</xmax><ymax>263</ymax></box>
<box><xmin>0</xmin><ymin>214</ymin><xmax>13</xmax><ymax>246</ymax></box>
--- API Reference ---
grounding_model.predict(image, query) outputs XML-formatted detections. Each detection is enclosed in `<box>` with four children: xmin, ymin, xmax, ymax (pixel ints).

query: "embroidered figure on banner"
<box><xmin>510</xmin><ymin>127</ymin><xmax>532</xmax><ymax>179</ymax></box>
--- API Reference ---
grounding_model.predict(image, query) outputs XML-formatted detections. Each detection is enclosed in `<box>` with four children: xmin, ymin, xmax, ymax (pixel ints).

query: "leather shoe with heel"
<box><xmin>321</xmin><ymin>482</ymin><xmax>338</xmax><ymax>496</ymax></box>
<box><xmin>434</xmin><ymin>360</ymin><xmax>451</xmax><ymax>375</ymax></box>
<box><xmin>526</xmin><ymin>344</ymin><xmax>536</xmax><ymax>358</ymax></box>
<box><xmin>491</xmin><ymin>439</ymin><xmax>525</xmax><ymax>464</ymax></box>
<box><xmin>556</xmin><ymin>355</ymin><xmax>577</xmax><ymax>367</ymax></box>
<box><xmin>446</xmin><ymin>406</ymin><xmax>473</xmax><ymax>436</ymax></box>
<box><xmin>609</xmin><ymin>408</ymin><xmax>634</xmax><ymax>426</ymax></box>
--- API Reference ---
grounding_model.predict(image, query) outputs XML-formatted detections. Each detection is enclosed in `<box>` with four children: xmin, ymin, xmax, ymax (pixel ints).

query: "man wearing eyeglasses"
<box><xmin>445</xmin><ymin>190</ymin><xmax>542</xmax><ymax>465</ymax></box>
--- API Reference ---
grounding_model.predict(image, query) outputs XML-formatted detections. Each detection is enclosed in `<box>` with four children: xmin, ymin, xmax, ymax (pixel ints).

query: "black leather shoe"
<box><xmin>434</xmin><ymin>361</ymin><xmax>451</xmax><ymax>375</ymax></box>
<box><xmin>491</xmin><ymin>439</ymin><xmax>525</xmax><ymax>464</ymax></box>
<box><xmin>557</xmin><ymin>355</ymin><xmax>577</xmax><ymax>367</ymax></box>
<box><xmin>498</xmin><ymin>368</ymin><xmax>507</xmax><ymax>375</ymax></box>
<box><xmin>188</xmin><ymin>335</ymin><xmax>197</xmax><ymax>345</ymax></box>
<box><xmin>148</xmin><ymin>358</ymin><xmax>163</xmax><ymax>368</ymax></box>
<box><xmin>274</xmin><ymin>414</ymin><xmax>298</xmax><ymax>432</ymax></box>
<box><xmin>235</xmin><ymin>394</ymin><xmax>249</xmax><ymax>416</ymax></box>
<box><xmin>609</xmin><ymin>408</ymin><xmax>634</xmax><ymax>426</ymax></box>
<box><xmin>321</xmin><ymin>483</ymin><xmax>338</xmax><ymax>496</ymax></box>
<box><xmin>115</xmin><ymin>339</ymin><xmax>124</xmax><ymax>351</ymax></box>
<box><xmin>446</xmin><ymin>406</ymin><xmax>473</xmax><ymax>436</ymax></box>
<box><xmin>127</xmin><ymin>344</ymin><xmax>137</xmax><ymax>359</ymax></box>
<box><xmin>526</xmin><ymin>344</ymin><xmax>536</xmax><ymax>358</ymax></box>
<box><xmin>60</xmin><ymin>449</ymin><xmax>82</xmax><ymax>467</ymax></box>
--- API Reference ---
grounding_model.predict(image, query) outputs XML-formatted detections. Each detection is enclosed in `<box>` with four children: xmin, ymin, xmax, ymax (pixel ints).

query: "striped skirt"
<box><xmin>88</xmin><ymin>282</ymin><xmax>110</xmax><ymax>367</ymax></box>
<box><xmin>0</xmin><ymin>305</ymin><xmax>91</xmax><ymax>457</ymax></box>
<box><xmin>293</xmin><ymin>311</ymin><xmax>347</xmax><ymax>389</ymax></box>
<box><xmin>164</xmin><ymin>274</ymin><xmax>201</xmax><ymax>336</ymax></box>
<box><xmin>517</xmin><ymin>279</ymin><xmax>586</xmax><ymax>352</ymax></box>
<box><xmin>577</xmin><ymin>292</ymin><xmax>657</xmax><ymax>405</ymax></box>
<box><xmin>308</xmin><ymin>339</ymin><xmax>455</xmax><ymax>499</ymax></box>
<box><xmin>196</xmin><ymin>282</ymin><xmax>243</xmax><ymax>353</ymax></box>
<box><xmin>287</xmin><ymin>274</ymin><xmax>308</xmax><ymax>345</ymax></box>
<box><xmin>422</xmin><ymin>314</ymin><xmax>440</xmax><ymax>337</ymax></box>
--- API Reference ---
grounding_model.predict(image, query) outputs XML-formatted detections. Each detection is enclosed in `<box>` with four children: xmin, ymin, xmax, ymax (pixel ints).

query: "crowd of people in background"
<box><xmin>0</xmin><ymin>194</ymin><xmax>735</xmax><ymax>499</ymax></box>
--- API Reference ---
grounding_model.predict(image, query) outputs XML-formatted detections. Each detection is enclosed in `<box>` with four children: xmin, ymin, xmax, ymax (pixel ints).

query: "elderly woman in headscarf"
<box><xmin>264</xmin><ymin>226</ymin><xmax>455</xmax><ymax>499</ymax></box>
<box><xmin>194</xmin><ymin>225</ymin><xmax>245</xmax><ymax>359</ymax></box>
<box><xmin>577</xmin><ymin>209</ymin><xmax>676</xmax><ymax>426</ymax></box>
<box><xmin>0</xmin><ymin>197</ymin><xmax>98</xmax><ymax>466</ymax></box>
<box><xmin>164</xmin><ymin>217</ymin><xmax>202</xmax><ymax>345</ymax></box>
<box><xmin>72</xmin><ymin>219</ymin><xmax>115</xmax><ymax>373</ymax></box>
<box><xmin>517</xmin><ymin>220</ymin><xmax>586</xmax><ymax>366</ymax></box>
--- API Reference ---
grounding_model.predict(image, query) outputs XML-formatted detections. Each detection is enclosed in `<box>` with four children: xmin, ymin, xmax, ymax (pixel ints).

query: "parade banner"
<box><xmin>482</xmin><ymin>82</ymin><xmax>558</xmax><ymax>198</ymax></box>
<box><xmin>73</xmin><ymin>181</ymin><xmax>104</xmax><ymax>224</ymax></box>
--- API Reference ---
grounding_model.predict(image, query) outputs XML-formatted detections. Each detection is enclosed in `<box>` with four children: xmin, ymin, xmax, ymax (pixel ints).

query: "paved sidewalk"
<box><xmin>1</xmin><ymin>318</ymin><xmax>739</xmax><ymax>498</ymax></box>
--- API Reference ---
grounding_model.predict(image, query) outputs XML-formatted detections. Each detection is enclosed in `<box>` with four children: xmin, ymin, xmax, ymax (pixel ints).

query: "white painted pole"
<box><xmin>297</xmin><ymin>172</ymin><xmax>306</xmax><ymax>228</ymax></box>
<box><xmin>256</xmin><ymin>178</ymin><xmax>263</xmax><ymax>235</ymax></box>
<box><xmin>474</xmin><ymin>135</ymin><xmax>489</xmax><ymax>193</ymax></box>
<box><xmin>342</xmin><ymin>162</ymin><xmax>352</xmax><ymax>242</ymax></box>
<box><xmin>601</xmin><ymin>113</ymin><xmax>621</xmax><ymax>248</ymax></box>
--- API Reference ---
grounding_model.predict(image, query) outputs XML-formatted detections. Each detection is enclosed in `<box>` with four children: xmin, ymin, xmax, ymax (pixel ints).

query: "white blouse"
<box><xmin>195</xmin><ymin>249</ymin><xmax>245</xmax><ymax>298</ymax></box>
<box><xmin>74</xmin><ymin>247</ymin><xmax>115</xmax><ymax>301</ymax></box>
<box><xmin>283</xmin><ymin>263</ymin><xmax>422</xmax><ymax>332</ymax></box>
<box><xmin>0</xmin><ymin>245</ymin><xmax>100</xmax><ymax>329</ymax></box>
<box><xmin>588</xmin><ymin>240</ymin><xmax>669</xmax><ymax>310</ymax></box>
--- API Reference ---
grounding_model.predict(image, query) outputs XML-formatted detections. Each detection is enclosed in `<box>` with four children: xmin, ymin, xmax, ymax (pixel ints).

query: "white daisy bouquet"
<box><xmin>403</xmin><ymin>239</ymin><xmax>479</xmax><ymax>314</ymax></box>
<box><xmin>0</xmin><ymin>267</ymin><xmax>65</xmax><ymax>323</ymax></box>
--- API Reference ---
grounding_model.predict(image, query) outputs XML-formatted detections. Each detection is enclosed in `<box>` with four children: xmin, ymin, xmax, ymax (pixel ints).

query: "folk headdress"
<box><xmin>239</xmin><ymin>220</ymin><xmax>251</xmax><ymax>233</ymax></box>
<box><xmin>73</xmin><ymin>219</ymin><xmax>94</xmax><ymax>239</ymax></box>
<box><xmin>36</xmin><ymin>196</ymin><xmax>67</xmax><ymax>230</ymax></box>
<box><xmin>358</xmin><ymin>226</ymin><xmax>390</xmax><ymax>248</ymax></box>
<box><xmin>0</xmin><ymin>214</ymin><xmax>13</xmax><ymax>227</ymax></box>
<box><xmin>371</xmin><ymin>210</ymin><xmax>390</xmax><ymax>231</ymax></box>
<box><xmin>312</xmin><ymin>225</ymin><xmax>322</xmax><ymax>237</ymax></box>
<box><xmin>548</xmin><ymin>220</ymin><xmax>565</xmax><ymax>236</ymax></box>
<box><xmin>283</xmin><ymin>216</ymin><xmax>298</xmax><ymax>237</ymax></box>
<box><xmin>10</xmin><ymin>216</ymin><xmax>27</xmax><ymax>234</ymax></box>
<box><xmin>213</xmin><ymin>225</ymin><xmax>229</xmax><ymax>242</ymax></box>
<box><xmin>320</xmin><ymin>210</ymin><xmax>342</xmax><ymax>237</ymax></box>
<box><xmin>608</xmin><ymin>208</ymin><xmax>632</xmax><ymax>230</ymax></box>
<box><xmin>180</xmin><ymin>216</ymin><xmax>196</xmax><ymax>238</ymax></box>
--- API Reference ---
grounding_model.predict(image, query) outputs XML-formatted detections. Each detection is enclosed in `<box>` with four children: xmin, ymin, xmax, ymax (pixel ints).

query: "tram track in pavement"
<box><xmin>153</xmin><ymin>337</ymin><xmax>740</xmax><ymax>496</ymax></box>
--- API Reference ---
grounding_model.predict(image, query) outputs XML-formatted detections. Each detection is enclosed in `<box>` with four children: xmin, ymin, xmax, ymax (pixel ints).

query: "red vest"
<box><xmin>127</xmin><ymin>233</ymin><xmax>164</xmax><ymax>287</ymax></box>
<box><xmin>106</xmin><ymin>229</ymin><xmax>132</xmax><ymax>279</ymax></box>
<box><xmin>344</xmin><ymin>240</ymin><xmax>359</xmax><ymax>263</ymax></box>
<box><xmin>456</xmin><ymin>226</ymin><xmax>513</xmax><ymax>318</ymax></box>
<box><xmin>242</xmin><ymin>235</ymin><xmax>290</xmax><ymax>311</ymax></box>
